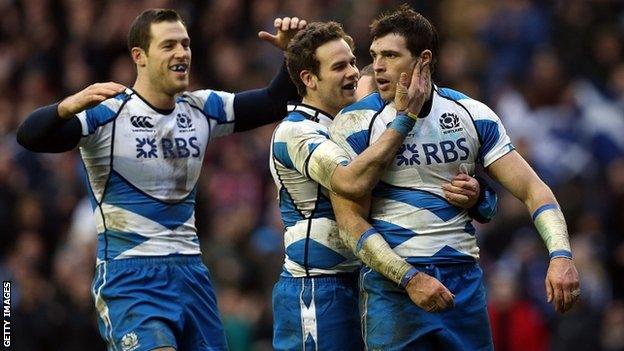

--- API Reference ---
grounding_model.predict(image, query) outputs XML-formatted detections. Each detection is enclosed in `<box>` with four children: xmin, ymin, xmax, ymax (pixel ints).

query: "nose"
<box><xmin>174</xmin><ymin>44</ymin><xmax>189</xmax><ymax>59</ymax></box>
<box><xmin>347</xmin><ymin>64</ymin><xmax>359</xmax><ymax>80</ymax></box>
<box><xmin>373</xmin><ymin>57</ymin><xmax>385</xmax><ymax>73</ymax></box>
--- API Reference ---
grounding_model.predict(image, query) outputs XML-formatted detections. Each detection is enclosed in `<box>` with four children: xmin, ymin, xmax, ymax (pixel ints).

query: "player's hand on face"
<box><xmin>442</xmin><ymin>173</ymin><xmax>480</xmax><ymax>209</ymax></box>
<box><xmin>398</xmin><ymin>56</ymin><xmax>431</xmax><ymax>119</ymax></box>
<box><xmin>545</xmin><ymin>257</ymin><xmax>580</xmax><ymax>313</ymax></box>
<box><xmin>258</xmin><ymin>17</ymin><xmax>307</xmax><ymax>51</ymax></box>
<box><xmin>57</xmin><ymin>82</ymin><xmax>126</xmax><ymax>119</ymax></box>
<box><xmin>405</xmin><ymin>271</ymin><xmax>455</xmax><ymax>313</ymax></box>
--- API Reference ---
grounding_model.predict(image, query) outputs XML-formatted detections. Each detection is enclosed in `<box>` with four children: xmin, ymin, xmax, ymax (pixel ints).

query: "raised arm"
<box><xmin>17</xmin><ymin>82</ymin><xmax>126</xmax><ymax>152</ymax></box>
<box><xmin>487</xmin><ymin>150</ymin><xmax>580</xmax><ymax>313</ymax></box>
<box><xmin>233</xmin><ymin>17</ymin><xmax>306</xmax><ymax>132</ymax></box>
<box><xmin>329</xmin><ymin>61</ymin><xmax>430</xmax><ymax>199</ymax></box>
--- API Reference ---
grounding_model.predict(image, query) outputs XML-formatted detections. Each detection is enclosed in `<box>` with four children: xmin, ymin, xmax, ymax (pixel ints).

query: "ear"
<box><xmin>131</xmin><ymin>47</ymin><xmax>147</xmax><ymax>67</ymax></box>
<box><xmin>300</xmin><ymin>70</ymin><xmax>317</xmax><ymax>91</ymax></box>
<box><xmin>419</xmin><ymin>49</ymin><xmax>433</xmax><ymax>67</ymax></box>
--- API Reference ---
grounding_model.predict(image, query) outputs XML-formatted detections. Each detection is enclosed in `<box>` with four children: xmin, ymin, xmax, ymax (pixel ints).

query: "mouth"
<box><xmin>342</xmin><ymin>81</ymin><xmax>357</xmax><ymax>92</ymax></box>
<box><xmin>169</xmin><ymin>63</ymin><xmax>189</xmax><ymax>75</ymax></box>
<box><xmin>376</xmin><ymin>77</ymin><xmax>391</xmax><ymax>90</ymax></box>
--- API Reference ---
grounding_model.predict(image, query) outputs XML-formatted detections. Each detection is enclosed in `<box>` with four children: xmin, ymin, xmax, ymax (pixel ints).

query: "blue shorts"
<box><xmin>360</xmin><ymin>263</ymin><xmax>493</xmax><ymax>351</ymax></box>
<box><xmin>91</xmin><ymin>255</ymin><xmax>228</xmax><ymax>351</ymax></box>
<box><xmin>272</xmin><ymin>273</ymin><xmax>363</xmax><ymax>351</ymax></box>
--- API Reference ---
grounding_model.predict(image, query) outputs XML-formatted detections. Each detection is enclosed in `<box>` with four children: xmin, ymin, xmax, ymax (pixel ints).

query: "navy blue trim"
<box><xmin>532</xmin><ymin>203</ymin><xmax>559</xmax><ymax>221</ymax></box>
<box><xmin>180</xmin><ymin>97</ymin><xmax>234</xmax><ymax>126</ymax></box>
<box><xmin>289</xmin><ymin>102</ymin><xmax>334</xmax><ymax>122</ymax></box>
<box><xmin>270</xmin><ymin>128</ymin><xmax>307</xmax><ymax>220</ymax></box>
<box><xmin>355</xmin><ymin>228</ymin><xmax>378</xmax><ymax>253</ymax></box>
<box><xmin>130</xmin><ymin>88</ymin><xmax>175</xmax><ymax>115</ymax></box>
<box><xmin>399</xmin><ymin>267</ymin><xmax>419</xmax><ymax>288</ymax></box>
<box><xmin>550</xmin><ymin>250</ymin><xmax>572</xmax><ymax>259</ymax></box>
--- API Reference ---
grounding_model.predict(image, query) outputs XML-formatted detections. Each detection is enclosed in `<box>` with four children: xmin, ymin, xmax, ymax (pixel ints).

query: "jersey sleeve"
<box><xmin>465</xmin><ymin>99</ymin><xmax>515</xmax><ymax>167</ymax></box>
<box><xmin>76</xmin><ymin>101</ymin><xmax>121</xmax><ymax>149</ymax></box>
<box><xmin>186</xmin><ymin>89</ymin><xmax>236</xmax><ymax>139</ymax></box>
<box><xmin>273</xmin><ymin>121</ymin><xmax>350</xmax><ymax>191</ymax></box>
<box><xmin>328</xmin><ymin>109</ymin><xmax>374</xmax><ymax>158</ymax></box>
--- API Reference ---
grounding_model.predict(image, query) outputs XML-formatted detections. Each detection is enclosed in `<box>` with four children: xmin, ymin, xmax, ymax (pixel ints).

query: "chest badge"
<box><xmin>440</xmin><ymin>112</ymin><xmax>463</xmax><ymax>134</ymax></box>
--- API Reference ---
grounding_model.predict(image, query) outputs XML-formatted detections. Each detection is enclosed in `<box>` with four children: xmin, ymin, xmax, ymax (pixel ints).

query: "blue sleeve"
<box><xmin>233</xmin><ymin>60</ymin><xmax>300</xmax><ymax>132</ymax></box>
<box><xmin>16</xmin><ymin>103</ymin><xmax>82</xmax><ymax>153</ymax></box>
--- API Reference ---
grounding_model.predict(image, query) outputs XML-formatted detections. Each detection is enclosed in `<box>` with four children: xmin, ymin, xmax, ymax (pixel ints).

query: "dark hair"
<box><xmin>127</xmin><ymin>9</ymin><xmax>185</xmax><ymax>53</ymax></box>
<box><xmin>370</xmin><ymin>4</ymin><xmax>439</xmax><ymax>71</ymax></box>
<box><xmin>286</xmin><ymin>21</ymin><xmax>354</xmax><ymax>96</ymax></box>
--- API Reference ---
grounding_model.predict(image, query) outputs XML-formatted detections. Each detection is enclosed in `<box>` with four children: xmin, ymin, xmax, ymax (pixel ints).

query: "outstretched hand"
<box><xmin>258</xmin><ymin>17</ymin><xmax>307</xmax><ymax>51</ymax></box>
<box><xmin>57</xmin><ymin>82</ymin><xmax>126</xmax><ymax>119</ymax></box>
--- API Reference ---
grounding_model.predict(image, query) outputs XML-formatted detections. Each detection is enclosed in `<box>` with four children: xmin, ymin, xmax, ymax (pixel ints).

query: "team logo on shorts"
<box><xmin>439</xmin><ymin>113</ymin><xmax>463</xmax><ymax>134</ymax></box>
<box><xmin>120</xmin><ymin>331</ymin><xmax>140</xmax><ymax>351</ymax></box>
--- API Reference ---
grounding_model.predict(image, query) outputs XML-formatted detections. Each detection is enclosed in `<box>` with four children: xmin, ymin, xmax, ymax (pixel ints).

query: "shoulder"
<box><xmin>275</xmin><ymin>112</ymin><xmax>319</xmax><ymax>140</ymax></box>
<box><xmin>339</xmin><ymin>92</ymin><xmax>386</xmax><ymax>114</ymax></box>
<box><xmin>435</xmin><ymin>86</ymin><xmax>499</xmax><ymax>122</ymax></box>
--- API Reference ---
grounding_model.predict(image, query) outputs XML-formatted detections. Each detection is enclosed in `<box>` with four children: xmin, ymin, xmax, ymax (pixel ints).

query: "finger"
<box><xmin>298</xmin><ymin>19</ymin><xmax>307</xmax><ymax>29</ymax></box>
<box><xmin>453</xmin><ymin>173</ymin><xmax>471</xmax><ymax>181</ymax></box>
<box><xmin>562</xmin><ymin>288</ymin><xmax>573</xmax><ymax>313</ymax></box>
<box><xmin>450</xmin><ymin>180</ymin><xmax>477</xmax><ymax>194</ymax></box>
<box><xmin>408</xmin><ymin>58</ymin><xmax>422</xmax><ymax>96</ymax></box>
<box><xmin>258</xmin><ymin>31</ymin><xmax>277</xmax><ymax>43</ymax></box>
<box><xmin>439</xmin><ymin>289</ymin><xmax>455</xmax><ymax>309</ymax></box>
<box><xmin>290</xmin><ymin>17</ymin><xmax>299</xmax><ymax>29</ymax></box>
<box><xmin>281</xmin><ymin>17</ymin><xmax>291</xmax><ymax>32</ymax></box>
<box><xmin>553</xmin><ymin>284</ymin><xmax>564</xmax><ymax>312</ymax></box>
<box><xmin>546</xmin><ymin>280</ymin><xmax>553</xmax><ymax>303</ymax></box>
<box><xmin>274</xmin><ymin>18</ymin><xmax>282</xmax><ymax>29</ymax></box>
<box><xmin>444</xmin><ymin>191</ymin><xmax>469</xmax><ymax>206</ymax></box>
<box><xmin>443</xmin><ymin>183</ymin><xmax>475</xmax><ymax>197</ymax></box>
<box><xmin>92</xmin><ymin>87</ymin><xmax>124</xmax><ymax>97</ymax></box>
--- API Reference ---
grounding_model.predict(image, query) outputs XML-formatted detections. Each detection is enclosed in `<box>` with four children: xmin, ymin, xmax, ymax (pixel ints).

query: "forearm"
<box><xmin>233</xmin><ymin>60</ymin><xmax>299</xmax><ymax>132</ymax></box>
<box><xmin>330</xmin><ymin>192</ymin><xmax>417</xmax><ymax>287</ymax></box>
<box><xmin>16</xmin><ymin>103</ymin><xmax>81</xmax><ymax>152</ymax></box>
<box><xmin>331</xmin><ymin>113</ymin><xmax>415</xmax><ymax>199</ymax></box>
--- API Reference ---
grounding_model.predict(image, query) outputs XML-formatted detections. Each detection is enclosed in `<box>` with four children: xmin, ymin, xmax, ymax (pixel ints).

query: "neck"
<box><xmin>302</xmin><ymin>95</ymin><xmax>338</xmax><ymax>117</ymax></box>
<box><xmin>133</xmin><ymin>75</ymin><xmax>176</xmax><ymax>110</ymax></box>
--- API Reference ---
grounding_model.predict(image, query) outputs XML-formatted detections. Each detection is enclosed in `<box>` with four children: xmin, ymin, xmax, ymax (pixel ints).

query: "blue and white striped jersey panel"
<box><xmin>76</xmin><ymin>88</ymin><xmax>236</xmax><ymax>262</ymax></box>
<box><xmin>270</xmin><ymin>104</ymin><xmax>359</xmax><ymax>277</ymax></box>
<box><xmin>330</xmin><ymin>89</ymin><xmax>514</xmax><ymax>264</ymax></box>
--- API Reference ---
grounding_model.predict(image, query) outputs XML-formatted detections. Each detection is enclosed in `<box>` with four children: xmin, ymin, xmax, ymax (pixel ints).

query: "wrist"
<box><xmin>389</xmin><ymin>113</ymin><xmax>416</xmax><ymax>136</ymax></box>
<box><xmin>399</xmin><ymin>267</ymin><xmax>419</xmax><ymax>289</ymax></box>
<box><xmin>56</xmin><ymin>101</ymin><xmax>73</xmax><ymax>119</ymax></box>
<box><xmin>549</xmin><ymin>250</ymin><xmax>572</xmax><ymax>260</ymax></box>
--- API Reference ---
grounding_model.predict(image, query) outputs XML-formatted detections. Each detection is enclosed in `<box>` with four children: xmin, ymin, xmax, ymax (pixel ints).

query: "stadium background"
<box><xmin>0</xmin><ymin>0</ymin><xmax>623</xmax><ymax>350</ymax></box>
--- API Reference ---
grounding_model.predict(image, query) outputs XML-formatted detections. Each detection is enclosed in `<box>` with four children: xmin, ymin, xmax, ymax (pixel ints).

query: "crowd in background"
<box><xmin>0</xmin><ymin>0</ymin><xmax>623</xmax><ymax>350</ymax></box>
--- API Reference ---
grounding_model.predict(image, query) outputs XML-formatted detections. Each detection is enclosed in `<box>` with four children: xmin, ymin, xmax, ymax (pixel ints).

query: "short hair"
<box><xmin>370</xmin><ymin>4</ymin><xmax>439</xmax><ymax>71</ymax></box>
<box><xmin>286</xmin><ymin>21</ymin><xmax>354</xmax><ymax>96</ymax></box>
<box><xmin>127</xmin><ymin>9</ymin><xmax>185</xmax><ymax>53</ymax></box>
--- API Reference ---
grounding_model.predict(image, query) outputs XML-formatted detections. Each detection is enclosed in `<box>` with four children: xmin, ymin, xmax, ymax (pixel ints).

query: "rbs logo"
<box><xmin>135</xmin><ymin>137</ymin><xmax>201</xmax><ymax>159</ymax></box>
<box><xmin>396</xmin><ymin>138</ymin><xmax>469</xmax><ymax>166</ymax></box>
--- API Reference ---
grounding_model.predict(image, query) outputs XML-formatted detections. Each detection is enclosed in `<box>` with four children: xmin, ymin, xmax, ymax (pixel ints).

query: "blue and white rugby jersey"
<box><xmin>270</xmin><ymin>103</ymin><xmax>360</xmax><ymax>277</ymax></box>
<box><xmin>76</xmin><ymin>88</ymin><xmax>235</xmax><ymax>263</ymax></box>
<box><xmin>330</xmin><ymin>88</ymin><xmax>514</xmax><ymax>264</ymax></box>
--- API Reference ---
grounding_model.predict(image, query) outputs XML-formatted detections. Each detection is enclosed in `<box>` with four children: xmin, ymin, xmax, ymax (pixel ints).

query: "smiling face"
<box><xmin>138</xmin><ymin>20</ymin><xmax>191</xmax><ymax>96</ymax></box>
<box><xmin>308</xmin><ymin>38</ymin><xmax>359</xmax><ymax>114</ymax></box>
<box><xmin>370</xmin><ymin>33</ymin><xmax>416</xmax><ymax>101</ymax></box>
